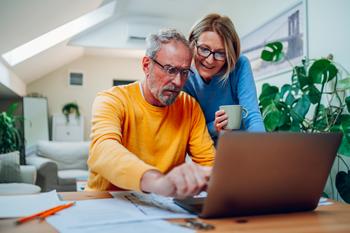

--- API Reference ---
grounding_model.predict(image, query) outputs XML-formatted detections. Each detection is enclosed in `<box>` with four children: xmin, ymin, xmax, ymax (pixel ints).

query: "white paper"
<box><xmin>110</xmin><ymin>191</ymin><xmax>196</xmax><ymax>218</ymax></box>
<box><xmin>46</xmin><ymin>191</ymin><xmax>195</xmax><ymax>232</ymax></box>
<box><xmin>0</xmin><ymin>190</ymin><xmax>63</xmax><ymax>218</ymax></box>
<box><xmin>50</xmin><ymin>219</ymin><xmax>194</xmax><ymax>233</ymax></box>
<box><xmin>318</xmin><ymin>197</ymin><xmax>333</xmax><ymax>206</ymax></box>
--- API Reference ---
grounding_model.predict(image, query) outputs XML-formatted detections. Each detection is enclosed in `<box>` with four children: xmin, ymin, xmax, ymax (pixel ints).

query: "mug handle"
<box><xmin>242</xmin><ymin>108</ymin><xmax>249</xmax><ymax>119</ymax></box>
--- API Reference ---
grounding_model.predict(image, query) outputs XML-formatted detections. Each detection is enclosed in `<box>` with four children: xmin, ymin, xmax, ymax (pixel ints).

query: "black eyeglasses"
<box><xmin>196</xmin><ymin>44</ymin><xmax>226</xmax><ymax>61</ymax></box>
<box><xmin>151</xmin><ymin>58</ymin><xmax>193</xmax><ymax>78</ymax></box>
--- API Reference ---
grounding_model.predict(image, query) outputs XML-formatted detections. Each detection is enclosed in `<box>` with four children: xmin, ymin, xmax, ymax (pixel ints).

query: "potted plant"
<box><xmin>259</xmin><ymin>41</ymin><xmax>350</xmax><ymax>203</ymax></box>
<box><xmin>0</xmin><ymin>103</ymin><xmax>23</xmax><ymax>158</ymax></box>
<box><xmin>62</xmin><ymin>102</ymin><xmax>80</xmax><ymax>123</ymax></box>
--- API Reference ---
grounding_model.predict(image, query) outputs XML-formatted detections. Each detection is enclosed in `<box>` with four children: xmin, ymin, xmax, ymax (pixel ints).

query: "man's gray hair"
<box><xmin>145</xmin><ymin>28</ymin><xmax>191</xmax><ymax>59</ymax></box>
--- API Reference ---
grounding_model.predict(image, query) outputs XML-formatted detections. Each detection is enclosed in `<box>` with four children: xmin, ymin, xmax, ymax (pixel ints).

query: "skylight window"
<box><xmin>2</xmin><ymin>1</ymin><xmax>115</xmax><ymax>66</ymax></box>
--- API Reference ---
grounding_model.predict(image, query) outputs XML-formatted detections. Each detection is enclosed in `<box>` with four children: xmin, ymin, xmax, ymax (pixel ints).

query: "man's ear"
<box><xmin>142</xmin><ymin>56</ymin><xmax>151</xmax><ymax>75</ymax></box>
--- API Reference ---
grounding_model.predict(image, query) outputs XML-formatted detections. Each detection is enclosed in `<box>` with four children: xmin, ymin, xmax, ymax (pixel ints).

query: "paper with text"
<box><xmin>46</xmin><ymin>191</ymin><xmax>195</xmax><ymax>232</ymax></box>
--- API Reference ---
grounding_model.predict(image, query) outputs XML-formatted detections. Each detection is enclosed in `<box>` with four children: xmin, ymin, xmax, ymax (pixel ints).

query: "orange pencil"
<box><xmin>39</xmin><ymin>201</ymin><xmax>75</xmax><ymax>220</ymax></box>
<box><xmin>15</xmin><ymin>202</ymin><xmax>75</xmax><ymax>225</ymax></box>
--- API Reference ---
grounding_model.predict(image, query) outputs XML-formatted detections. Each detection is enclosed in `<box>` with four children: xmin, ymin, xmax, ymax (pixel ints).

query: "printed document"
<box><xmin>0</xmin><ymin>190</ymin><xmax>63</xmax><ymax>218</ymax></box>
<box><xmin>46</xmin><ymin>191</ymin><xmax>195</xmax><ymax>232</ymax></box>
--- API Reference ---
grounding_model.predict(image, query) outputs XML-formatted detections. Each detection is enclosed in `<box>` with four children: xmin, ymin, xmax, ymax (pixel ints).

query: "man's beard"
<box><xmin>149</xmin><ymin>74</ymin><xmax>181</xmax><ymax>106</ymax></box>
<box><xmin>158</xmin><ymin>84</ymin><xmax>181</xmax><ymax>106</ymax></box>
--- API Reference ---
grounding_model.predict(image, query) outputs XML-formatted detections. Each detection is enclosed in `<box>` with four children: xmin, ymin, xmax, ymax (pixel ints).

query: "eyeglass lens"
<box><xmin>197</xmin><ymin>46</ymin><xmax>225</xmax><ymax>61</ymax></box>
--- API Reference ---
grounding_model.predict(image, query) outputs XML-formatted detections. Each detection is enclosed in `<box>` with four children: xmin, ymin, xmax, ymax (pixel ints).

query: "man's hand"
<box><xmin>141</xmin><ymin>163</ymin><xmax>212</xmax><ymax>199</ymax></box>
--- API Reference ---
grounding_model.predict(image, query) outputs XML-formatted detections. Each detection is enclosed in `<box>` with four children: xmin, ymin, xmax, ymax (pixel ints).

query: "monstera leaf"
<box><xmin>309</xmin><ymin>59</ymin><xmax>338</xmax><ymax>84</ymax></box>
<box><xmin>259</xmin><ymin>83</ymin><xmax>279</xmax><ymax>109</ymax></box>
<box><xmin>261</xmin><ymin>41</ymin><xmax>284</xmax><ymax>62</ymax></box>
<box><xmin>290</xmin><ymin>95</ymin><xmax>311</xmax><ymax>123</ymax></box>
<box><xmin>336</xmin><ymin>171</ymin><xmax>350</xmax><ymax>203</ymax></box>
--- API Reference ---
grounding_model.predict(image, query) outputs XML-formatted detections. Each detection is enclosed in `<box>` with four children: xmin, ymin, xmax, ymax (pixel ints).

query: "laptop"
<box><xmin>174</xmin><ymin>132</ymin><xmax>342</xmax><ymax>218</ymax></box>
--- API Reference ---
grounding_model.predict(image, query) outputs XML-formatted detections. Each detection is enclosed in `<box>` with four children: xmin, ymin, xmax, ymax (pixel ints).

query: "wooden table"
<box><xmin>1</xmin><ymin>191</ymin><xmax>350</xmax><ymax>233</ymax></box>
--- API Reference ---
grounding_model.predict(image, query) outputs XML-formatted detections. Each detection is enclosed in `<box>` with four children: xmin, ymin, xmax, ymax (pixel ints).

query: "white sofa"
<box><xmin>26</xmin><ymin>141</ymin><xmax>89</xmax><ymax>192</ymax></box>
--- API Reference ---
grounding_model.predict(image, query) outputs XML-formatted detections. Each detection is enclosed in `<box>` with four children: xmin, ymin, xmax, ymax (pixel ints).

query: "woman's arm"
<box><xmin>235</xmin><ymin>56</ymin><xmax>265</xmax><ymax>132</ymax></box>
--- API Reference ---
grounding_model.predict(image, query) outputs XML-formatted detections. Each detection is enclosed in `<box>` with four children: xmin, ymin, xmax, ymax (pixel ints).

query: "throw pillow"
<box><xmin>0</xmin><ymin>151</ymin><xmax>22</xmax><ymax>183</ymax></box>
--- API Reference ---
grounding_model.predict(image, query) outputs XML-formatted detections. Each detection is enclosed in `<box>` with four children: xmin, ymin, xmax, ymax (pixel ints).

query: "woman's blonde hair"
<box><xmin>189</xmin><ymin>13</ymin><xmax>241</xmax><ymax>81</ymax></box>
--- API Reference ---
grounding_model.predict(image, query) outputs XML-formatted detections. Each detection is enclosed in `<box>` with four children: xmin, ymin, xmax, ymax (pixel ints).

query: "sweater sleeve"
<box><xmin>87</xmin><ymin>91</ymin><xmax>157</xmax><ymax>191</ymax></box>
<box><xmin>236</xmin><ymin>56</ymin><xmax>266</xmax><ymax>132</ymax></box>
<box><xmin>187</xmin><ymin>100</ymin><xmax>215</xmax><ymax>166</ymax></box>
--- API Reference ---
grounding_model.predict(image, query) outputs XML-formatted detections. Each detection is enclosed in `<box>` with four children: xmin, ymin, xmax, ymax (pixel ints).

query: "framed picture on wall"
<box><xmin>241</xmin><ymin>0</ymin><xmax>308</xmax><ymax>81</ymax></box>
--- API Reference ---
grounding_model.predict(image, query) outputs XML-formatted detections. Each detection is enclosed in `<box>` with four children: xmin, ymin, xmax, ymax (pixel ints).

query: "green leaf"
<box><xmin>309</xmin><ymin>59</ymin><xmax>338</xmax><ymax>84</ymax></box>
<box><xmin>346</xmin><ymin>96</ymin><xmax>350</xmax><ymax>113</ymax></box>
<box><xmin>340</xmin><ymin>114</ymin><xmax>350</xmax><ymax>145</ymax></box>
<box><xmin>330</xmin><ymin>124</ymin><xmax>341</xmax><ymax>132</ymax></box>
<box><xmin>6</xmin><ymin>103</ymin><xmax>18</xmax><ymax>117</ymax></box>
<box><xmin>261</xmin><ymin>41</ymin><xmax>284</xmax><ymax>62</ymax></box>
<box><xmin>307</xmin><ymin>84</ymin><xmax>322</xmax><ymax>104</ymax></box>
<box><xmin>338</xmin><ymin>77</ymin><xmax>350</xmax><ymax>90</ymax></box>
<box><xmin>336</xmin><ymin>114</ymin><xmax>350</xmax><ymax>156</ymax></box>
<box><xmin>338</xmin><ymin>137</ymin><xmax>350</xmax><ymax>156</ymax></box>
<box><xmin>314</xmin><ymin>104</ymin><xmax>328</xmax><ymax>131</ymax></box>
<box><xmin>290</xmin><ymin>120</ymin><xmax>301</xmax><ymax>132</ymax></box>
<box><xmin>335</xmin><ymin>170</ymin><xmax>350</xmax><ymax>203</ymax></box>
<box><xmin>322</xmin><ymin>192</ymin><xmax>329</xmax><ymax>198</ymax></box>
<box><xmin>259</xmin><ymin>84</ymin><xmax>279</xmax><ymax>108</ymax></box>
<box><xmin>290</xmin><ymin>95</ymin><xmax>311</xmax><ymax>123</ymax></box>
<box><xmin>280</xmin><ymin>84</ymin><xmax>291</xmax><ymax>99</ymax></box>
<box><xmin>295</xmin><ymin>66</ymin><xmax>309</xmax><ymax>91</ymax></box>
<box><xmin>285</xmin><ymin>92</ymin><xmax>296</xmax><ymax>106</ymax></box>
<box><xmin>264</xmin><ymin>111</ymin><xmax>282</xmax><ymax>132</ymax></box>
<box><xmin>262</xmin><ymin>103</ymin><xmax>283</xmax><ymax>131</ymax></box>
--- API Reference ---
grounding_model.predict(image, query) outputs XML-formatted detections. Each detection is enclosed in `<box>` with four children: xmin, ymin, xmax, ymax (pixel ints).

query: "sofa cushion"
<box><xmin>0</xmin><ymin>151</ymin><xmax>22</xmax><ymax>183</ymax></box>
<box><xmin>37</xmin><ymin>141</ymin><xmax>89</xmax><ymax>170</ymax></box>
<box><xmin>58</xmin><ymin>169</ymin><xmax>89</xmax><ymax>185</ymax></box>
<box><xmin>0</xmin><ymin>183</ymin><xmax>41</xmax><ymax>195</ymax></box>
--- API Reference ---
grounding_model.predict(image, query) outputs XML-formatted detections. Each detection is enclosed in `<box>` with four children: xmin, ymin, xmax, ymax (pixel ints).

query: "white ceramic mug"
<box><xmin>219</xmin><ymin>105</ymin><xmax>248</xmax><ymax>130</ymax></box>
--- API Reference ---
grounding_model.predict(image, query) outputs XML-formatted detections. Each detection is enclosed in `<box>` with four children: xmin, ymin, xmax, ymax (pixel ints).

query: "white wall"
<box><xmin>0</xmin><ymin>61</ymin><xmax>26</xmax><ymax>96</ymax></box>
<box><xmin>27</xmin><ymin>55</ymin><xmax>144</xmax><ymax>140</ymax></box>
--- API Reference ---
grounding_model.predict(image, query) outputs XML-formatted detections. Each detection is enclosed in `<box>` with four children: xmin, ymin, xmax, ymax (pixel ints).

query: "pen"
<box><xmin>39</xmin><ymin>201</ymin><xmax>75</xmax><ymax>220</ymax></box>
<box><xmin>15</xmin><ymin>202</ymin><xmax>75</xmax><ymax>225</ymax></box>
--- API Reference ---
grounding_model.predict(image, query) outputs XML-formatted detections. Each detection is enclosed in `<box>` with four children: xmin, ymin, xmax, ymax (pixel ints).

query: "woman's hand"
<box><xmin>214</xmin><ymin>110</ymin><xmax>228</xmax><ymax>133</ymax></box>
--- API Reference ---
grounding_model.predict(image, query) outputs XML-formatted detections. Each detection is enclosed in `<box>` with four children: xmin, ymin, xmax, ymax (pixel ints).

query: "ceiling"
<box><xmin>0</xmin><ymin>0</ymin><xmax>295</xmax><ymax>87</ymax></box>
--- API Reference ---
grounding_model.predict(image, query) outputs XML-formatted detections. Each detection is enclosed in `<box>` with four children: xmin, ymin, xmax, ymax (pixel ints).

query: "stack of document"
<box><xmin>46</xmin><ymin>191</ymin><xmax>195</xmax><ymax>233</ymax></box>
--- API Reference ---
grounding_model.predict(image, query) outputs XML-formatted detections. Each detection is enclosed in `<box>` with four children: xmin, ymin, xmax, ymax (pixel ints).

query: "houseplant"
<box><xmin>0</xmin><ymin>103</ymin><xmax>23</xmax><ymax>154</ymax></box>
<box><xmin>62</xmin><ymin>102</ymin><xmax>80</xmax><ymax>123</ymax></box>
<box><xmin>259</xmin><ymin>41</ymin><xmax>350</xmax><ymax>202</ymax></box>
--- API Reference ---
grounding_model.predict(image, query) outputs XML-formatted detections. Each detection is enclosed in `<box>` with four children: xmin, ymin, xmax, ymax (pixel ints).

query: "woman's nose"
<box><xmin>205</xmin><ymin>53</ymin><xmax>215</xmax><ymax>63</ymax></box>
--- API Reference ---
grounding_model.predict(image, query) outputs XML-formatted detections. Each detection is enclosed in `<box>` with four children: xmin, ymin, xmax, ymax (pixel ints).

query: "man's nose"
<box><xmin>172</xmin><ymin>73</ymin><xmax>183</xmax><ymax>87</ymax></box>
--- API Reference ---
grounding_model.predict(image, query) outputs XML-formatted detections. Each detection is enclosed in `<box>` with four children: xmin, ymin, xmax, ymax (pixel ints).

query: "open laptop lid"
<box><xmin>198</xmin><ymin>132</ymin><xmax>342</xmax><ymax>218</ymax></box>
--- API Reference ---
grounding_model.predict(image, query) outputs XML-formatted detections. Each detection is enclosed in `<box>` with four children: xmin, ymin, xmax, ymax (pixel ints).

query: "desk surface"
<box><xmin>1</xmin><ymin>191</ymin><xmax>350</xmax><ymax>233</ymax></box>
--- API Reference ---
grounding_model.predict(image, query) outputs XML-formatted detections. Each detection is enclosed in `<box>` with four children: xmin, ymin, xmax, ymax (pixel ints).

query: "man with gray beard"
<box><xmin>87</xmin><ymin>29</ymin><xmax>215</xmax><ymax>199</ymax></box>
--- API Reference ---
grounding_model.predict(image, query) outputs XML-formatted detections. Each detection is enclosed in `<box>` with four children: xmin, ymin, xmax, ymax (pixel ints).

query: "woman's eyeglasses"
<box><xmin>151</xmin><ymin>58</ymin><xmax>193</xmax><ymax>78</ymax></box>
<box><xmin>196</xmin><ymin>44</ymin><xmax>226</xmax><ymax>61</ymax></box>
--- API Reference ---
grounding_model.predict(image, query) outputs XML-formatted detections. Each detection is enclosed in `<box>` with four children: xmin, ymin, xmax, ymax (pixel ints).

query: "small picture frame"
<box><xmin>68</xmin><ymin>71</ymin><xmax>84</xmax><ymax>87</ymax></box>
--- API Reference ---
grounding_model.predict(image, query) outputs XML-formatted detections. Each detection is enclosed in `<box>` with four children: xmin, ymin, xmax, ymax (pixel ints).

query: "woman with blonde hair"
<box><xmin>183</xmin><ymin>13</ymin><xmax>265</xmax><ymax>144</ymax></box>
